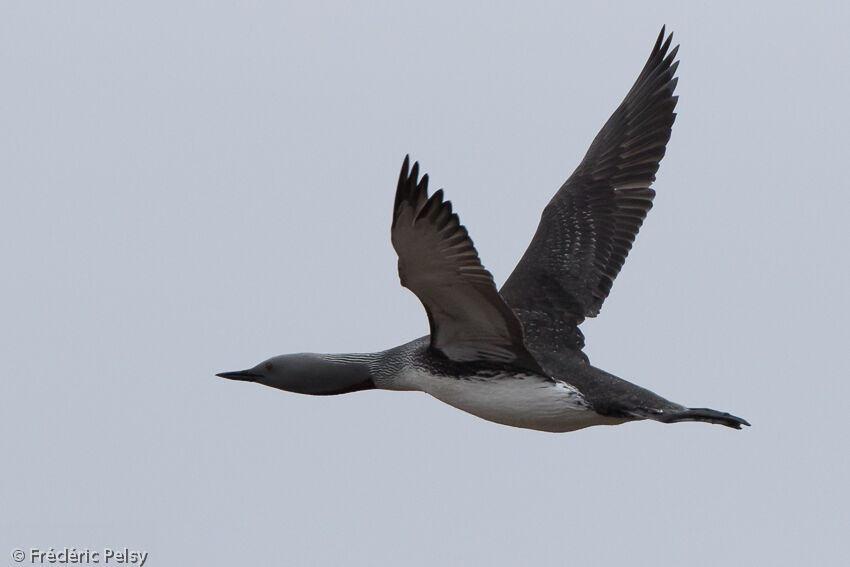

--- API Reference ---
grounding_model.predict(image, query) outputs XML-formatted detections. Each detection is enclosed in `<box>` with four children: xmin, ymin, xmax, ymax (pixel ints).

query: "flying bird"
<box><xmin>218</xmin><ymin>28</ymin><xmax>749</xmax><ymax>432</ymax></box>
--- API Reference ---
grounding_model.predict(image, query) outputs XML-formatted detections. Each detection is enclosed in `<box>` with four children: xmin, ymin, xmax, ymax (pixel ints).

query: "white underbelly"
<box><xmin>400</xmin><ymin>371</ymin><xmax>627</xmax><ymax>433</ymax></box>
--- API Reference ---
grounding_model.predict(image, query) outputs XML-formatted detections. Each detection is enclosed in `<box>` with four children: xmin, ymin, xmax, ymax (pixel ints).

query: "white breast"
<box><xmin>397</xmin><ymin>369</ymin><xmax>627</xmax><ymax>433</ymax></box>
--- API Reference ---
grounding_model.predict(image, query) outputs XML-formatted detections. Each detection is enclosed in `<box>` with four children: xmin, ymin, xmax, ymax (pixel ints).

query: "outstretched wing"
<box><xmin>392</xmin><ymin>156</ymin><xmax>541</xmax><ymax>371</ymax></box>
<box><xmin>500</xmin><ymin>28</ymin><xmax>680</xmax><ymax>359</ymax></box>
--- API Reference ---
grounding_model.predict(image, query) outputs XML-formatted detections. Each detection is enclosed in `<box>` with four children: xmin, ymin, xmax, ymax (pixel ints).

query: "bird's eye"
<box><xmin>265</xmin><ymin>362</ymin><xmax>274</xmax><ymax>372</ymax></box>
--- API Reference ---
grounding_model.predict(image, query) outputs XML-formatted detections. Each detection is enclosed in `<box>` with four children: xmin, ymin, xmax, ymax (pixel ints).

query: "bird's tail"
<box><xmin>657</xmin><ymin>407</ymin><xmax>750</xmax><ymax>430</ymax></box>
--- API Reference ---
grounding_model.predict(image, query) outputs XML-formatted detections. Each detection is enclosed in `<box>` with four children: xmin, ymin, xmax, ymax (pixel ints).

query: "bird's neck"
<box><xmin>289</xmin><ymin>352</ymin><xmax>379</xmax><ymax>396</ymax></box>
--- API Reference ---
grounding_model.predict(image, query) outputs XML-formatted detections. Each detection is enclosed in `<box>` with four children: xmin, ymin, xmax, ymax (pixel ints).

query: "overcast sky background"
<box><xmin>2</xmin><ymin>2</ymin><xmax>848</xmax><ymax>566</ymax></box>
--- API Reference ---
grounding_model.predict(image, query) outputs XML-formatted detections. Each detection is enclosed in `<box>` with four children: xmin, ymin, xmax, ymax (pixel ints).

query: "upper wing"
<box><xmin>392</xmin><ymin>156</ymin><xmax>541</xmax><ymax>371</ymax></box>
<box><xmin>500</xmin><ymin>28</ymin><xmax>680</xmax><ymax>359</ymax></box>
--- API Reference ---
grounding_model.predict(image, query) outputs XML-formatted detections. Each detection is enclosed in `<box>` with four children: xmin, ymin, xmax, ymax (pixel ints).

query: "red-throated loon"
<box><xmin>217</xmin><ymin>28</ymin><xmax>749</xmax><ymax>433</ymax></box>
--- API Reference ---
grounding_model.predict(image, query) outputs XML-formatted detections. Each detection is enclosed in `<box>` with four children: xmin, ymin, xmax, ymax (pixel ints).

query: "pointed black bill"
<box><xmin>216</xmin><ymin>370</ymin><xmax>261</xmax><ymax>381</ymax></box>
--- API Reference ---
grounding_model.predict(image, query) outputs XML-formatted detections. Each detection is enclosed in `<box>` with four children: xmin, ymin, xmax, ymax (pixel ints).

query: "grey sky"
<box><xmin>2</xmin><ymin>2</ymin><xmax>848</xmax><ymax>566</ymax></box>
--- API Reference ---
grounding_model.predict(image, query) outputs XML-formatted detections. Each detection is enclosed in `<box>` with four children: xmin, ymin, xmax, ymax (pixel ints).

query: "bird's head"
<box><xmin>216</xmin><ymin>353</ymin><xmax>375</xmax><ymax>396</ymax></box>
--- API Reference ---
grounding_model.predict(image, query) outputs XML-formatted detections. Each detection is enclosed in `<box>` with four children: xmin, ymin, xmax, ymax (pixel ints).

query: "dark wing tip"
<box><xmin>647</xmin><ymin>27</ymin><xmax>678</xmax><ymax>74</ymax></box>
<box><xmin>393</xmin><ymin>155</ymin><xmax>435</xmax><ymax>231</ymax></box>
<box><xmin>399</xmin><ymin>155</ymin><xmax>410</xmax><ymax>185</ymax></box>
<box><xmin>395</xmin><ymin>155</ymin><xmax>425</xmax><ymax>215</ymax></box>
<box><xmin>660</xmin><ymin>31</ymin><xmax>673</xmax><ymax>54</ymax></box>
<box><xmin>654</xmin><ymin>26</ymin><xmax>666</xmax><ymax>51</ymax></box>
<box><xmin>395</xmin><ymin>155</ymin><xmax>411</xmax><ymax>212</ymax></box>
<box><xmin>416</xmin><ymin>188</ymin><xmax>443</xmax><ymax>222</ymax></box>
<box><xmin>662</xmin><ymin>408</ymin><xmax>751</xmax><ymax>429</ymax></box>
<box><xmin>666</xmin><ymin>44</ymin><xmax>680</xmax><ymax>65</ymax></box>
<box><xmin>655</xmin><ymin>26</ymin><xmax>673</xmax><ymax>49</ymax></box>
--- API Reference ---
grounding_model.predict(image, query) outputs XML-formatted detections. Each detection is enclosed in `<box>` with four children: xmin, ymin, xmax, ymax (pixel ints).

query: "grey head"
<box><xmin>216</xmin><ymin>353</ymin><xmax>376</xmax><ymax>396</ymax></box>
